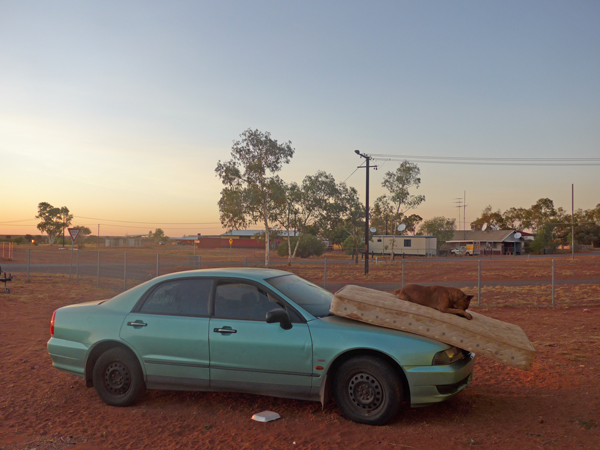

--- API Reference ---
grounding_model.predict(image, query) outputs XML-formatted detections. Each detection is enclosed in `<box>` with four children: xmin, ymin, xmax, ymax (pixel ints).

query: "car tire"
<box><xmin>333</xmin><ymin>356</ymin><xmax>403</xmax><ymax>425</ymax></box>
<box><xmin>93</xmin><ymin>347</ymin><xmax>145</xmax><ymax>406</ymax></box>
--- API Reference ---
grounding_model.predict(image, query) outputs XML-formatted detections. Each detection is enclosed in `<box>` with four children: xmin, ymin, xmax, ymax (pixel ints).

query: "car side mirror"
<box><xmin>266</xmin><ymin>308</ymin><xmax>292</xmax><ymax>330</ymax></box>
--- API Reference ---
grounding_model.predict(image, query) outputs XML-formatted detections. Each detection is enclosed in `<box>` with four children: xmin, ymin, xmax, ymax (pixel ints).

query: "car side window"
<box><xmin>140</xmin><ymin>279</ymin><xmax>211</xmax><ymax>316</ymax></box>
<box><xmin>214</xmin><ymin>282</ymin><xmax>284</xmax><ymax>321</ymax></box>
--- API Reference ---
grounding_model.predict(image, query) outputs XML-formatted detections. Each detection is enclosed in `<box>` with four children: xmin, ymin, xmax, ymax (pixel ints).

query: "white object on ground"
<box><xmin>251</xmin><ymin>411</ymin><xmax>281</xmax><ymax>422</ymax></box>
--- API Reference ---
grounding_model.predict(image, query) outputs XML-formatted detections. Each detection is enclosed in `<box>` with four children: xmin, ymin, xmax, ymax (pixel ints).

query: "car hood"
<box><xmin>318</xmin><ymin>314</ymin><xmax>450</xmax><ymax>348</ymax></box>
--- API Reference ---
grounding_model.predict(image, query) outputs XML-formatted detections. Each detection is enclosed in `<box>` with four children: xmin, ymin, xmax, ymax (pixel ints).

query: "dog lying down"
<box><xmin>392</xmin><ymin>284</ymin><xmax>474</xmax><ymax>320</ymax></box>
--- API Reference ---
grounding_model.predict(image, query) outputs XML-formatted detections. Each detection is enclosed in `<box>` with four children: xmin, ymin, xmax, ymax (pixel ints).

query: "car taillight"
<box><xmin>50</xmin><ymin>310</ymin><xmax>56</xmax><ymax>336</ymax></box>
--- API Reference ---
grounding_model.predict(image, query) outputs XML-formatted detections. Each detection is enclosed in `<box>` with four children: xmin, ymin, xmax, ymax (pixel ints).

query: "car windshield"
<box><xmin>265</xmin><ymin>274</ymin><xmax>333</xmax><ymax>318</ymax></box>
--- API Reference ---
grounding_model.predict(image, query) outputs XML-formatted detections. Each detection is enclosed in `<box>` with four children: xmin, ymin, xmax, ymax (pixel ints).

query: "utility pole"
<box><xmin>464</xmin><ymin>191</ymin><xmax>467</xmax><ymax>239</ymax></box>
<box><xmin>454</xmin><ymin>197</ymin><xmax>463</xmax><ymax>229</ymax></box>
<box><xmin>454</xmin><ymin>197</ymin><xmax>466</xmax><ymax>239</ymax></box>
<box><xmin>572</xmin><ymin>184</ymin><xmax>575</xmax><ymax>260</ymax></box>
<box><xmin>355</xmin><ymin>150</ymin><xmax>377</xmax><ymax>275</ymax></box>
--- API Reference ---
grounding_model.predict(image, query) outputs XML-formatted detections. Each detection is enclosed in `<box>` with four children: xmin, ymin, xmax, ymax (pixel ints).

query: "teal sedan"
<box><xmin>48</xmin><ymin>268</ymin><xmax>474</xmax><ymax>425</ymax></box>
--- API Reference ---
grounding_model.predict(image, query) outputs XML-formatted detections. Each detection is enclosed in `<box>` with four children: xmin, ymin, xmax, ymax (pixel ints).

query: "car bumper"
<box><xmin>405</xmin><ymin>352</ymin><xmax>475</xmax><ymax>407</ymax></box>
<box><xmin>47</xmin><ymin>337</ymin><xmax>87</xmax><ymax>378</ymax></box>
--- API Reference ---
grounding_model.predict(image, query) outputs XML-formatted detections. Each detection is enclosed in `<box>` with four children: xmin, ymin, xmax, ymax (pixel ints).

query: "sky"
<box><xmin>1</xmin><ymin>0</ymin><xmax>599</xmax><ymax>238</ymax></box>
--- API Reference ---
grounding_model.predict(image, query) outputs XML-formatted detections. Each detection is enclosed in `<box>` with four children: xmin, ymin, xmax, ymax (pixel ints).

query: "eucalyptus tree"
<box><xmin>370</xmin><ymin>196</ymin><xmax>396</xmax><ymax>236</ymax></box>
<box><xmin>328</xmin><ymin>183</ymin><xmax>365</xmax><ymax>263</ymax></box>
<box><xmin>402</xmin><ymin>214</ymin><xmax>423</xmax><ymax>235</ymax></box>
<box><xmin>271</xmin><ymin>179</ymin><xmax>300</xmax><ymax>265</ymax></box>
<box><xmin>502</xmin><ymin>207</ymin><xmax>531</xmax><ymax>231</ymax></box>
<box><xmin>215</xmin><ymin>129</ymin><xmax>294</xmax><ymax>267</ymax></box>
<box><xmin>473</xmin><ymin>198</ymin><xmax>558</xmax><ymax>233</ymax></box>
<box><xmin>36</xmin><ymin>202</ymin><xmax>73</xmax><ymax>245</ymax></box>
<box><xmin>419</xmin><ymin>216</ymin><xmax>456</xmax><ymax>249</ymax></box>
<box><xmin>528</xmin><ymin>198</ymin><xmax>557</xmax><ymax>232</ymax></box>
<box><xmin>289</xmin><ymin>171</ymin><xmax>339</xmax><ymax>260</ymax></box>
<box><xmin>380</xmin><ymin>161</ymin><xmax>425</xmax><ymax>259</ymax></box>
<box><xmin>471</xmin><ymin>205</ymin><xmax>506</xmax><ymax>230</ymax></box>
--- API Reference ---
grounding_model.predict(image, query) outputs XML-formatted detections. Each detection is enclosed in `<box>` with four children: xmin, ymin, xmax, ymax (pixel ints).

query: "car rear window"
<box><xmin>140</xmin><ymin>279</ymin><xmax>211</xmax><ymax>316</ymax></box>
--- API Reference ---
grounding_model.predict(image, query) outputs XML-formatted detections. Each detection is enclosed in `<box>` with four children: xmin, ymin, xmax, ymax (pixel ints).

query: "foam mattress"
<box><xmin>330</xmin><ymin>285</ymin><xmax>535</xmax><ymax>371</ymax></box>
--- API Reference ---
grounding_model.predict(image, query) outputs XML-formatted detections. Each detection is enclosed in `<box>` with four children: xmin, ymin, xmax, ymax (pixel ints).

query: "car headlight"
<box><xmin>433</xmin><ymin>346</ymin><xmax>465</xmax><ymax>365</ymax></box>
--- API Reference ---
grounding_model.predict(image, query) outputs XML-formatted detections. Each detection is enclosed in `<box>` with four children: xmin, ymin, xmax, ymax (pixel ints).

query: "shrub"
<box><xmin>342</xmin><ymin>236</ymin><xmax>363</xmax><ymax>255</ymax></box>
<box><xmin>528</xmin><ymin>224</ymin><xmax>558</xmax><ymax>254</ymax></box>
<box><xmin>277</xmin><ymin>234</ymin><xmax>326</xmax><ymax>258</ymax></box>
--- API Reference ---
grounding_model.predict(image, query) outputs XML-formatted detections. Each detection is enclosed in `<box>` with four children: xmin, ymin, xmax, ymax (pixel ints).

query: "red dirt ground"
<box><xmin>1</xmin><ymin>273</ymin><xmax>599</xmax><ymax>449</ymax></box>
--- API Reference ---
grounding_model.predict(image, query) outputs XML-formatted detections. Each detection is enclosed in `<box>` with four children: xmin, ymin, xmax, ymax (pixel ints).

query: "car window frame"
<box><xmin>211</xmin><ymin>277</ymin><xmax>306</xmax><ymax>323</ymax></box>
<box><xmin>131</xmin><ymin>277</ymin><xmax>214</xmax><ymax>318</ymax></box>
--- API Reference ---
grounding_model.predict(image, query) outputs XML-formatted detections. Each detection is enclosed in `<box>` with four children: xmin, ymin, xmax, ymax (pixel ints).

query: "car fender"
<box><xmin>83</xmin><ymin>338</ymin><xmax>147</xmax><ymax>387</ymax></box>
<box><xmin>308</xmin><ymin>316</ymin><xmax>450</xmax><ymax>406</ymax></box>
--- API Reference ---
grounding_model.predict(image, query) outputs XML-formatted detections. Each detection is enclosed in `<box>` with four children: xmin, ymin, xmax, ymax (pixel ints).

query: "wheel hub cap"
<box><xmin>105</xmin><ymin>362</ymin><xmax>131</xmax><ymax>395</ymax></box>
<box><xmin>348</xmin><ymin>373</ymin><xmax>383</xmax><ymax>410</ymax></box>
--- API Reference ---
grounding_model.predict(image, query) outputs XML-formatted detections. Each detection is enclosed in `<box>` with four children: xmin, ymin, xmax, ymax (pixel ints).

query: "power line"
<box><xmin>342</xmin><ymin>165</ymin><xmax>363</xmax><ymax>183</ymax></box>
<box><xmin>88</xmin><ymin>224</ymin><xmax>223</xmax><ymax>231</ymax></box>
<box><xmin>371</xmin><ymin>154</ymin><xmax>600</xmax><ymax>161</ymax></box>
<box><xmin>73</xmin><ymin>216</ymin><xmax>220</xmax><ymax>225</ymax></box>
<box><xmin>0</xmin><ymin>218</ymin><xmax>37</xmax><ymax>224</ymax></box>
<box><xmin>369</xmin><ymin>153</ymin><xmax>600</xmax><ymax>166</ymax></box>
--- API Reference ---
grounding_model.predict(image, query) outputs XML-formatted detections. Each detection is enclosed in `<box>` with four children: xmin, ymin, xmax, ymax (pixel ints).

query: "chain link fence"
<box><xmin>2</xmin><ymin>247</ymin><xmax>599</xmax><ymax>308</ymax></box>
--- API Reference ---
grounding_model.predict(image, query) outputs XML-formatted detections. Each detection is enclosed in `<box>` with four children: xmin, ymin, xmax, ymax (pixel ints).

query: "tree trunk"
<box><xmin>390</xmin><ymin>206</ymin><xmax>401</xmax><ymax>262</ymax></box>
<box><xmin>264</xmin><ymin>215</ymin><xmax>270</xmax><ymax>268</ymax></box>
<box><xmin>292</xmin><ymin>235</ymin><xmax>301</xmax><ymax>260</ymax></box>
<box><xmin>287</xmin><ymin>228</ymin><xmax>292</xmax><ymax>266</ymax></box>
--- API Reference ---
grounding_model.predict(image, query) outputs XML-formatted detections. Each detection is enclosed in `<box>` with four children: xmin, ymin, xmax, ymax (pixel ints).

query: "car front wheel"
<box><xmin>333</xmin><ymin>356</ymin><xmax>403</xmax><ymax>425</ymax></box>
<box><xmin>93</xmin><ymin>347</ymin><xmax>145</xmax><ymax>406</ymax></box>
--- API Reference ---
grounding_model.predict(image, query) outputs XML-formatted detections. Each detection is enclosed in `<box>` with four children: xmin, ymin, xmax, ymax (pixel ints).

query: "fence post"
<box><xmin>27</xmin><ymin>248</ymin><xmax>30</xmax><ymax>282</ymax></box>
<box><xmin>76</xmin><ymin>249</ymin><xmax>79</xmax><ymax>284</ymax></box>
<box><xmin>198</xmin><ymin>255</ymin><xmax>201</xmax><ymax>269</ymax></box>
<box><xmin>402</xmin><ymin>259</ymin><xmax>405</xmax><ymax>287</ymax></box>
<box><xmin>245</xmin><ymin>256</ymin><xmax>247</xmax><ymax>267</ymax></box>
<box><xmin>69</xmin><ymin>245</ymin><xmax>73</xmax><ymax>281</ymax></box>
<box><xmin>478</xmin><ymin>259</ymin><xmax>481</xmax><ymax>307</ymax></box>
<box><xmin>97</xmin><ymin>250</ymin><xmax>100</xmax><ymax>288</ymax></box>
<box><xmin>156</xmin><ymin>254</ymin><xmax>160</xmax><ymax>278</ymax></box>
<box><xmin>124</xmin><ymin>252</ymin><xmax>127</xmax><ymax>291</ymax></box>
<box><xmin>324</xmin><ymin>258</ymin><xmax>327</xmax><ymax>289</ymax></box>
<box><xmin>552</xmin><ymin>259</ymin><xmax>555</xmax><ymax>307</ymax></box>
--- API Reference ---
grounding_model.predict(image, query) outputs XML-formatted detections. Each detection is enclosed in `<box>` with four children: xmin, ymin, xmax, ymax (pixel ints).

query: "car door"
<box><xmin>209</xmin><ymin>280</ymin><xmax>314</xmax><ymax>399</ymax></box>
<box><xmin>120</xmin><ymin>278</ymin><xmax>213</xmax><ymax>389</ymax></box>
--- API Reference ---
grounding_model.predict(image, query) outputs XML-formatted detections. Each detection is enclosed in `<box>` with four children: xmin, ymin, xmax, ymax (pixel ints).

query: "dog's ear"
<box><xmin>466</xmin><ymin>295</ymin><xmax>474</xmax><ymax>304</ymax></box>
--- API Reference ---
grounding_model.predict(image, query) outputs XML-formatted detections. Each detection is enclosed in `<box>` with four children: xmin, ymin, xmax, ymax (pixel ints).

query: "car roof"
<box><xmin>159</xmin><ymin>267</ymin><xmax>293</xmax><ymax>282</ymax></box>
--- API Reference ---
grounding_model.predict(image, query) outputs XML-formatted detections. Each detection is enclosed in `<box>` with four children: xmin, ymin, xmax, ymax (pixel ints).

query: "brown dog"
<box><xmin>392</xmin><ymin>284</ymin><xmax>474</xmax><ymax>320</ymax></box>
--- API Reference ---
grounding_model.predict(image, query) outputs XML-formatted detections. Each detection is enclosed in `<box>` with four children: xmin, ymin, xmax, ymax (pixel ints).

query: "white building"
<box><xmin>369</xmin><ymin>235</ymin><xmax>437</xmax><ymax>257</ymax></box>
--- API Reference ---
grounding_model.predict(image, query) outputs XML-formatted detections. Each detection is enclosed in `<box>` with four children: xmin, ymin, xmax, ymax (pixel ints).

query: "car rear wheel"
<box><xmin>93</xmin><ymin>348</ymin><xmax>145</xmax><ymax>406</ymax></box>
<box><xmin>333</xmin><ymin>356</ymin><xmax>403</xmax><ymax>425</ymax></box>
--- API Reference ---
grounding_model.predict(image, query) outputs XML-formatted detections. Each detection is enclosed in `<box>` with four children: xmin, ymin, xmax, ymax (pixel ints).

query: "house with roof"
<box><xmin>446</xmin><ymin>230</ymin><xmax>532</xmax><ymax>255</ymax></box>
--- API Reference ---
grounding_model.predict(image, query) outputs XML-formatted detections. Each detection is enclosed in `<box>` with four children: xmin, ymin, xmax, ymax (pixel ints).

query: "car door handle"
<box><xmin>127</xmin><ymin>321</ymin><xmax>148</xmax><ymax>327</ymax></box>
<box><xmin>213</xmin><ymin>327</ymin><xmax>237</xmax><ymax>334</ymax></box>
